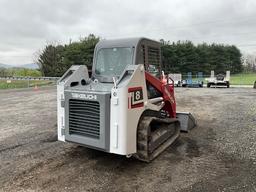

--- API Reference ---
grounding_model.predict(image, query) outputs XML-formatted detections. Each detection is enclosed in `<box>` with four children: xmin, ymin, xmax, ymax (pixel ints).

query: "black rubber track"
<box><xmin>134</xmin><ymin>116</ymin><xmax>180</xmax><ymax>162</ymax></box>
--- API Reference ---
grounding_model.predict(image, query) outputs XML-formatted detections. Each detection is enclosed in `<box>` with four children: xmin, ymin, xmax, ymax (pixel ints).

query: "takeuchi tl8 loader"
<box><xmin>57</xmin><ymin>38</ymin><xmax>196</xmax><ymax>162</ymax></box>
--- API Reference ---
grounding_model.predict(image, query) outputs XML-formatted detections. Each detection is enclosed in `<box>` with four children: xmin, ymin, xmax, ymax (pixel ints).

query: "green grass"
<box><xmin>187</xmin><ymin>72</ymin><xmax>255</xmax><ymax>85</ymax></box>
<box><xmin>230</xmin><ymin>73</ymin><xmax>256</xmax><ymax>85</ymax></box>
<box><xmin>0</xmin><ymin>80</ymin><xmax>55</xmax><ymax>89</ymax></box>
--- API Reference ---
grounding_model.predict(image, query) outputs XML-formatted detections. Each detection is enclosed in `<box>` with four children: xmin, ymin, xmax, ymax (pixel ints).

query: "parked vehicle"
<box><xmin>206</xmin><ymin>70</ymin><xmax>230</xmax><ymax>88</ymax></box>
<box><xmin>182</xmin><ymin>72</ymin><xmax>203</xmax><ymax>88</ymax></box>
<box><xmin>169</xmin><ymin>73</ymin><xmax>182</xmax><ymax>87</ymax></box>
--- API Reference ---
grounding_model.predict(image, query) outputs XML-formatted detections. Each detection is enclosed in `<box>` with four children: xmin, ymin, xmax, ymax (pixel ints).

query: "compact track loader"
<box><xmin>57</xmin><ymin>38</ymin><xmax>196</xmax><ymax>162</ymax></box>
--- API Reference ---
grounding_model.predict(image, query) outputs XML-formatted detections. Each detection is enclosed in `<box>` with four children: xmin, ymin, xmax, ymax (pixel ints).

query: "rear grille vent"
<box><xmin>148</xmin><ymin>47</ymin><xmax>160</xmax><ymax>66</ymax></box>
<box><xmin>69</xmin><ymin>99</ymin><xmax>100</xmax><ymax>139</ymax></box>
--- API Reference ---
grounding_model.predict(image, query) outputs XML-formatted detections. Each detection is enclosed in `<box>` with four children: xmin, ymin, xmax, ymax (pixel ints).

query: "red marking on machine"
<box><xmin>128</xmin><ymin>87</ymin><xmax>144</xmax><ymax>109</ymax></box>
<box><xmin>145</xmin><ymin>72</ymin><xmax>176</xmax><ymax>118</ymax></box>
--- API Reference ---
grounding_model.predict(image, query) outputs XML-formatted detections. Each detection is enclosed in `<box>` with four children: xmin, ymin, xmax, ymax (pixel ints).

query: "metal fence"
<box><xmin>0</xmin><ymin>76</ymin><xmax>60</xmax><ymax>89</ymax></box>
<box><xmin>0</xmin><ymin>76</ymin><xmax>59</xmax><ymax>81</ymax></box>
<box><xmin>0</xmin><ymin>73</ymin><xmax>255</xmax><ymax>89</ymax></box>
<box><xmin>180</xmin><ymin>73</ymin><xmax>256</xmax><ymax>86</ymax></box>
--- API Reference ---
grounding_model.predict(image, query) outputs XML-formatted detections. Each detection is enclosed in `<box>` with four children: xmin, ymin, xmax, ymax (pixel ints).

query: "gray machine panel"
<box><xmin>64</xmin><ymin>90</ymin><xmax>110</xmax><ymax>151</ymax></box>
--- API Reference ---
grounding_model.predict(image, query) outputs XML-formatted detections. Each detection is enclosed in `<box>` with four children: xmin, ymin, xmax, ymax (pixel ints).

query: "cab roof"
<box><xmin>95</xmin><ymin>37</ymin><xmax>160</xmax><ymax>49</ymax></box>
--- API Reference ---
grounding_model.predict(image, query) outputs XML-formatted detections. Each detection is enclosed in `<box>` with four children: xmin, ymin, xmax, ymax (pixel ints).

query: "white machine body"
<box><xmin>57</xmin><ymin>38</ymin><xmax>196</xmax><ymax>160</ymax></box>
<box><xmin>57</xmin><ymin>64</ymin><xmax>158</xmax><ymax>155</ymax></box>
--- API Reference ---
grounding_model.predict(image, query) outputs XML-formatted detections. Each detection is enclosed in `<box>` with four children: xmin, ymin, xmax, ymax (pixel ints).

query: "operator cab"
<box><xmin>92</xmin><ymin>37</ymin><xmax>162</xmax><ymax>83</ymax></box>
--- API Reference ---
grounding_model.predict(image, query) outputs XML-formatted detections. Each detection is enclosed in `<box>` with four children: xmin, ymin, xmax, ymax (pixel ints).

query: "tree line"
<box><xmin>242</xmin><ymin>54</ymin><xmax>256</xmax><ymax>72</ymax></box>
<box><xmin>37</xmin><ymin>34</ymin><xmax>99</xmax><ymax>77</ymax></box>
<box><xmin>161</xmin><ymin>40</ymin><xmax>242</xmax><ymax>75</ymax></box>
<box><xmin>37</xmin><ymin>34</ymin><xmax>243</xmax><ymax>77</ymax></box>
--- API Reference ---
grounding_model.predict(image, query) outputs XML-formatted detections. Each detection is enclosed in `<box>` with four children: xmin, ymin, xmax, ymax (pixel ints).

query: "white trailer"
<box><xmin>169</xmin><ymin>73</ymin><xmax>182</xmax><ymax>87</ymax></box>
<box><xmin>206</xmin><ymin>70</ymin><xmax>230</xmax><ymax>88</ymax></box>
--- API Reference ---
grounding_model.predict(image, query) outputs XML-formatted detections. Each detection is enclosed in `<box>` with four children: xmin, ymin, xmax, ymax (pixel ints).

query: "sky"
<box><xmin>0</xmin><ymin>0</ymin><xmax>256</xmax><ymax>65</ymax></box>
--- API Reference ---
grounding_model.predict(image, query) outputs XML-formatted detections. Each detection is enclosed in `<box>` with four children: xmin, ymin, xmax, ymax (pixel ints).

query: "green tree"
<box><xmin>162</xmin><ymin>40</ymin><xmax>242</xmax><ymax>75</ymax></box>
<box><xmin>38</xmin><ymin>44</ymin><xmax>61</xmax><ymax>76</ymax></box>
<box><xmin>38</xmin><ymin>34</ymin><xmax>99</xmax><ymax>77</ymax></box>
<box><xmin>37</xmin><ymin>35</ymin><xmax>242</xmax><ymax>77</ymax></box>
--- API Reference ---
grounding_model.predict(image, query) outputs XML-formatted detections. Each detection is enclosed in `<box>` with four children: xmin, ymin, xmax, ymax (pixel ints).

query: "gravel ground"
<box><xmin>0</xmin><ymin>86</ymin><xmax>255</xmax><ymax>192</ymax></box>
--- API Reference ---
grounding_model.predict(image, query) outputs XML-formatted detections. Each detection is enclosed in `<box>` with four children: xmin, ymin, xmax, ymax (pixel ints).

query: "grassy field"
<box><xmin>191</xmin><ymin>73</ymin><xmax>256</xmax><ymax>85</ymax></box>
<box><xmin>0</xmin><ymin>73</ymin><xmax>255</xmax><ymax>89</ymax></box>
<box><xmin>0</xmin><ymin>80</ymin><xmax>55</xmax><ymax>89</ymax></box>
<box><xmin>230</xmin><ymin>73</ymin><xmax>256</xmax><ymax>85</ymax></box>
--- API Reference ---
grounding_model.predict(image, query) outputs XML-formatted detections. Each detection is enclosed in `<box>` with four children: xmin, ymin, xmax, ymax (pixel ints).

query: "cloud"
<box><xmin>0</xmin><ymin>0</ymin><xmax>256</xmax><ymax>64</ymax></box>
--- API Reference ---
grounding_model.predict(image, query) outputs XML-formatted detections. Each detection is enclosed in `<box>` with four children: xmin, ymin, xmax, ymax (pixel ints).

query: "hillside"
<box><xmin>18</xmin><ymin>63</ymin><xmax>39</xmax><ymax>69</ymax></box>
<box><xmin>0</xmin><ymin>63</ymin><xmax>39</xmax><ymax>69</ymax></box>
<box><xmin>0</xmin><ymin>63</ymin><xmax>13</xmax><ymax>68</ymax></box>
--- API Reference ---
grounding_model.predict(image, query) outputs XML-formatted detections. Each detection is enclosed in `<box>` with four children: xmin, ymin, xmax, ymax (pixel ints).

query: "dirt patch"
<box><xmin>0</xmin><ymin>87</ymin><xmax>255</xmax><ymax>192</ymax></box>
